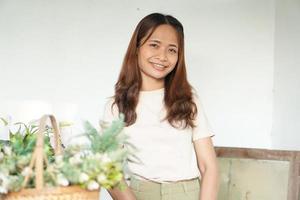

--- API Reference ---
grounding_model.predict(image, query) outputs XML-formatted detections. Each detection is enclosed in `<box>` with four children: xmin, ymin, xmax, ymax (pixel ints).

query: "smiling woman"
<box><xmin>102</xmin><ymin>13</ymin><xmax>219</xmax><ymax>200</ymax></box>
<box><xmin>137</xmin><ymin>24</ymin><xmax>179</xmax><ymax>91</ymax></box>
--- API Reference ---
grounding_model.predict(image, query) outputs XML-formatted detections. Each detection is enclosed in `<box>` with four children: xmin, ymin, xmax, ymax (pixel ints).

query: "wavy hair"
<box><xmin>113</xmin><ymin>13</ymin><xmax>197</xmax><ymax>128</ymax></box>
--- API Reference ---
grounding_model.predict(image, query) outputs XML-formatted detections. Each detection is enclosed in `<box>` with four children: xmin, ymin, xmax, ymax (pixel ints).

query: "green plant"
<box><xmin>0</xmin><ymin>116</ymin><xmax>132</xmax><ymax>196</ymax></box>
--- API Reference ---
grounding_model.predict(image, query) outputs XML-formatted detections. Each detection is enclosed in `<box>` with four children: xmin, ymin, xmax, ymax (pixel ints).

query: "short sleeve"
<box><xmin>101</xmin><ymin>97</ymin><xmax>119</xmax><ymax>123</ymax></box>
<box><xmin>192</xmin><ymin>95</ymin><xmax>215</xmax><ymax>141</ymax></box>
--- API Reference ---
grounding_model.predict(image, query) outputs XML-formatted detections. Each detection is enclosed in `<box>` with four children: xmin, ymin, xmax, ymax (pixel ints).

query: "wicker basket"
<box><xmin>2</xmin><ymin>115</ymin><xmax>100</xmax><ymax>200</ymax></box>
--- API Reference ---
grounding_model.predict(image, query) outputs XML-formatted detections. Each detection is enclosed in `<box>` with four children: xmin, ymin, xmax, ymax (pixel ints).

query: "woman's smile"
<box><xmin>151</xmin><ymin>62</ymin><xmax>167</xmax><ymax>71</ymax></box>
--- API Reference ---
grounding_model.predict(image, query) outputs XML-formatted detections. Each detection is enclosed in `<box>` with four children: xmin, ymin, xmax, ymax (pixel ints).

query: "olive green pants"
<box><xmin>129</xmin><ymin>177</ymin><xmax>200</xmax><ymax>200</ymax></box>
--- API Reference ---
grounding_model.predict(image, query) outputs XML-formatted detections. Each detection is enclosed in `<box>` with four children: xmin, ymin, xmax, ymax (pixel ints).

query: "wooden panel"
<box><xmin>218</xmin><ymin>158</ymin><xmax>289</xmax><ymax>200</ymax></box>
<box><xmin>216</xmin><ymin>147</ymin><xmax>300</xmax><ymax>200</ymax></box>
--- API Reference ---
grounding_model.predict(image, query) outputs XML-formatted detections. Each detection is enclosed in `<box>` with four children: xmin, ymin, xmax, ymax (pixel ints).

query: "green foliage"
<box><xmin>0</xmin><ymin>121</ymin><xmax>56</xmax><ymax>195</ymax></box>
<box><xmin>0</xmin><ymin>115</ymin><xmax>133</xmax><ymax>194</ymax></box>
<box><xmin>84</xmin><ymin>115</ymin><xmax>125</xmax><ymax>153</ymax></box>
<box><xmin>8</xmin><ymin>123</ymin><xmax>54</xmax><ymax>159</ymax></box>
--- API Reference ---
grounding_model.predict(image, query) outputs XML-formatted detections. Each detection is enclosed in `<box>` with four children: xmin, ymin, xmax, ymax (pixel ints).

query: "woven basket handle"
<box><xmin>23</xmin><ymin>114</ymin><xmax>63</xmax><ymax>189</ymax></box>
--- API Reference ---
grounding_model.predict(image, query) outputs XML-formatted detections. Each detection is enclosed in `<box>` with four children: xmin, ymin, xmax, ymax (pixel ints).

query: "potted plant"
<box><xmin>0</xmin><ymin>114</ymin><xmax>133</xmax><ymax>199</ymax></box>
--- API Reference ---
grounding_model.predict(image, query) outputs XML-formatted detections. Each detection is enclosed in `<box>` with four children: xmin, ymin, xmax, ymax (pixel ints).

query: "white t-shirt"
<box><xmin>102</xmin><ymin>88</ymin><xmax>214</xmax><ymax>182</ymax></box>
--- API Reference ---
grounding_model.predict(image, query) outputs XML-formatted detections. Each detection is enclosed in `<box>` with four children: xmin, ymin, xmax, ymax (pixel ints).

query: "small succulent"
<box><xmin>0</xmin><ymin>120</ymin><xmax>55</xmax><ymax>194</ymax></box>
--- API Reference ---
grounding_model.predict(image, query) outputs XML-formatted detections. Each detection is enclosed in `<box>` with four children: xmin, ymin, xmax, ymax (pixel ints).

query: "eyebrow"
<box><xmin>149</xmin><ymin>39</ymin><xmax>178</xmax><ymax>48</ymax></box>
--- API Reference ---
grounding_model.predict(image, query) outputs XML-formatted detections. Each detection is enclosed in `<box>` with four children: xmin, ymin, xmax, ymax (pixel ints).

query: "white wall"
<box><xmin>272</xmin><ymin>0</ymin><xmax>300</xmax><ymax>150</ymax></box>
<box><xmin>185</xmin><ymin>0</ymin><xmax>275</xmax><ymax>149</ymax></box>
<box><xmin>0</xmin><ymin>0</ymin><xmax>276</xmax><ymax>149</ymax></box>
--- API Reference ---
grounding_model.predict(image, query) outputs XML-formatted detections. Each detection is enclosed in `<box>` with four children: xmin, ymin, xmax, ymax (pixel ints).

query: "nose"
<box><xmin>157</xmin><ymin>48</ymin><xmax>168</xmax><ymax>62</ymax></box>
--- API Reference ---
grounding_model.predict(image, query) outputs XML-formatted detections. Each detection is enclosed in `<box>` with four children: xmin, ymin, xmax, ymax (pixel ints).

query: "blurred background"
<box><xmin>0</xmin><ymin>0</ymin><xmax>299</xmax><ymax>198</ymax></box>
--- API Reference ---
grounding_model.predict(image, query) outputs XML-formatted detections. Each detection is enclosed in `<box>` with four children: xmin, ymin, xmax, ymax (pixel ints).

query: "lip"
<box><xmin>150</xmin><ymin>62</ymin><xmax>167</xmax><ymax>71</ymax></box>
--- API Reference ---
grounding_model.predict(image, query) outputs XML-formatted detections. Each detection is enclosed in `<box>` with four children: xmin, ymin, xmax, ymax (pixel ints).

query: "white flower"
<box><xmin>87</xmin><ymin>180</ymin><xmax>99</xmax><ymax>191</ymax></box>
<box><xmin>0</xmin><ymin>173</ymin><xmax>8</xmax><ymax>194</ymax></box>
<box><xmin>78</xmin><ymin>151</ymin><xmax>86</xmax><ymax>157</ymax></box>
<box><xmin>97</xmin><ymin>173</ymin><xmax>107</xmax><ymax>183</ymax></box>
<box><xmin>21</xmin><ymin>167</ymin><xmax>32</xmax><ymax>177</ymax></box>
<box><xmin>0</xmin><ymin>186</ymin><xmax>8</xmax><ymax>194</ymax></box>
<box><xmin>3</xmin><ymin>146</ymin><xmax>12</xmax><ymax>156</ymax></box>
<box><xmin>100</xmin><ymin>154</ymin><xmax>111</xmax><ymax>164</ymax></box>
<box><xmin>57</xmin><ymin>174</ymin><xmax>69</xmax><ymax>187</ymax></box>
<box><xmin>0</xmin><ymin>152</ymin><xmax>4</xmax><ymax>161</ymax></box>
<box><xmin>79</xmin><ymin>173</ymin><xmax>89</xmax><ymax>183</ymax></box>
<box><xmin>55</xmin><ymin>155</ymin><xmax>63</xmax><ymax>164</ymax></box>
<box><xmin>54</xmin><ymin>155</ymin><xmax>64</xmax><ymax>168</ymax></box>
<box><xmin>69</xmin><ymin>153</ymin><xmax>82</xmax><ymax>165</ymax></box>
<box><xmin>94</xmin><ymin>153</ymin><xmax>102</xmax><ymax>160</ymax></box>
<box><xmin>83</xmin><ymin>150</ymin><xmax>92</xmax><ymax>156</ymax></box>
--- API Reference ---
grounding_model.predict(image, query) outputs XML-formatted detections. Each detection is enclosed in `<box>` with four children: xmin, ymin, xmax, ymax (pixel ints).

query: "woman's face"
<box><xmin>137</xmin><ymin>24</ymin><xmax>179</xmax><ymax>87</ymax></box>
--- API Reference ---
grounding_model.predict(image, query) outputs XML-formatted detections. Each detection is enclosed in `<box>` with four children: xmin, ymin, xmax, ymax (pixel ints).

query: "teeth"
<box><xmin>153</xmin><ymin>63</ymin><xmax>165</xmax><ymax>68</ymax></box>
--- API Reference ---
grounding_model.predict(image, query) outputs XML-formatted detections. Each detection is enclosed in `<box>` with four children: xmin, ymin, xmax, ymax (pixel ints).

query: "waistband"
<box><xmin>130</xmin><ymin>176</ymin><xmax>200</xmax><ymax>195</ymax></box>
<box><xmin>131</xmin><ymin>174</ymin><xmax>200</xmax><ymax>184</ymax></box>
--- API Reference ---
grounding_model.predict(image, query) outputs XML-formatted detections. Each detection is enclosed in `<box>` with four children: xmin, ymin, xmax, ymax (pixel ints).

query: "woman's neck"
<box><xmin>141</xmin><ymin>81</ymin><xmax>164</xmax><ymax>91</ymax></box>
<box><xmin>140</xmin><ymin>73</ymin><xmax>164</xmax><ymax>91</ymax></box>
<box><xmin>141</xmin><ymin>85</ymin><xmax>164</xmax><ymax>91</ymax></box>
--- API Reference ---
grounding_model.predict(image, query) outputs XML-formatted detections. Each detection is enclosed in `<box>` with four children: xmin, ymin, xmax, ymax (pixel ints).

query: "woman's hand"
<box><xmin>108</xmin><ymin>179</ymin><xmax>137</xmax><ymax>200</ymax></box>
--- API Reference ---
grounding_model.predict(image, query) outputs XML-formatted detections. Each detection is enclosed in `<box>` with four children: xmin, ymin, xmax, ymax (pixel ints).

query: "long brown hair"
<box><xmin>114</xmin><ymin>13</ymin><xmax>197</xmax><ymax>129</ymax></box>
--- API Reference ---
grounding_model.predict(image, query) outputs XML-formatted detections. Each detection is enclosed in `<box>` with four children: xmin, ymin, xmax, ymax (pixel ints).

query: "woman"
<box><xmin>102</xmin><ymin>13</ymin><xmax>219</xmax><ymax>200</ymax></box>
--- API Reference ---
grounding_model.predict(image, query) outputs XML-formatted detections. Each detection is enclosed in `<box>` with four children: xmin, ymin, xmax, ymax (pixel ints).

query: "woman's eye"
<box><xmin>149</xmin><ymin>43</ymin><xmax>158</xmax><ymax>48</ymax></box>
<box><xmin>169</xmin><ymin>48</ymin><xmax>177</xmax><ymax>54</ymax></box>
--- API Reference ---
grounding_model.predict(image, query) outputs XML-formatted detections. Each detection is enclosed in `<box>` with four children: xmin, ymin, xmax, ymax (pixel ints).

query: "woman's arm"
<box><xmin>194</xmin><ymin>137</ymin><xmax>219</xmax><ymax>200</ymax></box>
<box><xmin>107</xmin><ymin>179</ymin><xmax>137</xmax><ymax>200</ymax></box>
